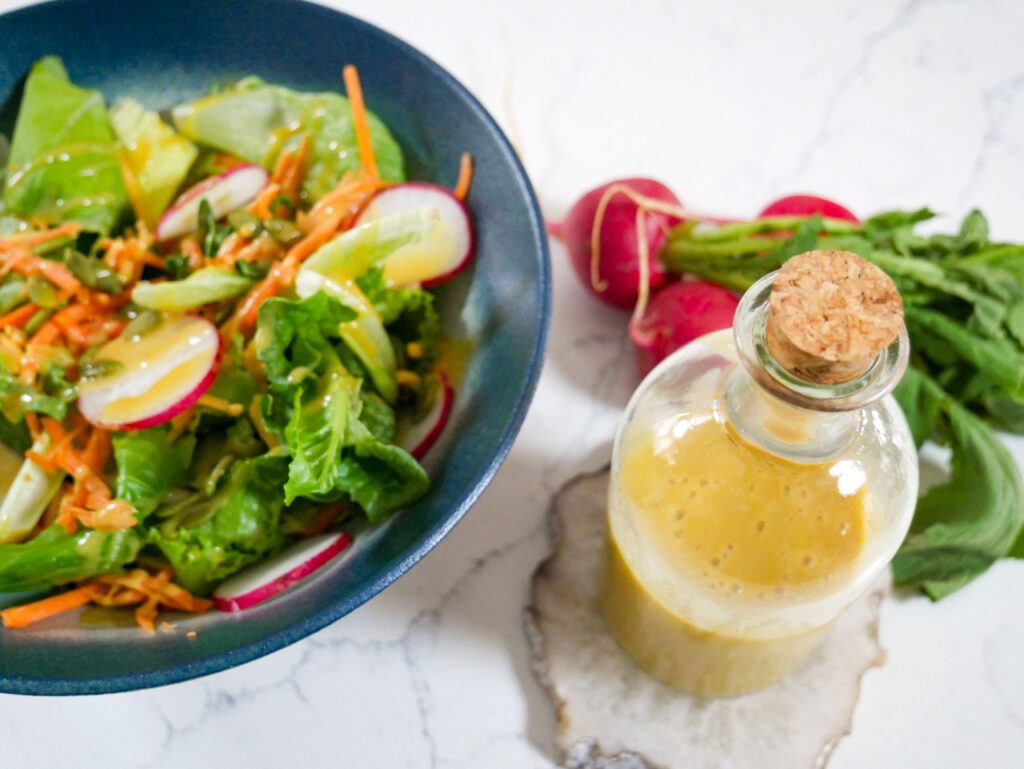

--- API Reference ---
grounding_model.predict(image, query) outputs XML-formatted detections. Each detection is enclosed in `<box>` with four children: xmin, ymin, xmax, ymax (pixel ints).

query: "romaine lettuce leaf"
<box><xmin>171</xmin><ymin>77</ymin><xmax>404</xmax><ymax>203</ymax></box>
<box><xmin>255</xmin><ymin>293</ymin><xmax>428</xmax><ymax>519</ymax></box>
<box><xmin>110</xmin><ymin>98</ymin><xmax>198</xmax><ymax>227</ymax></box>
<box><xmin>113</xmin><ymin>426</ymin><xmax>196</xmax><ymax>519</ymax></box>
<box><xmin>0</xmin><ymin>525</ymin><xmax>142</xmax><ymax>592</ymax></box>
<box><xmin>146</xmin><ymin>453</ymin><xmax>289</xmax><ymax>595</ymax></box>
<box><xmin>4</xmin><ymin>57</ymin><xmax>129</xmax><ymax>233</ymax></box>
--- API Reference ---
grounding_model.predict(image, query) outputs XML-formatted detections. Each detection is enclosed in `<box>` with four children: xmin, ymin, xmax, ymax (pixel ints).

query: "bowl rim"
<box><xmin>0</xmin><ymin>0</ymin><xmax>550</xmax><ymax>696</ymax></box>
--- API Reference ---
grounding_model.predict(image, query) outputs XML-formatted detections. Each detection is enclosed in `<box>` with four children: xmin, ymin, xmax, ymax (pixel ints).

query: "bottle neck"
<box><xmin>723</xmin><ymin>365</ymin><xmax>861</xmax><ymax>462</ymax></box>
<box><xmin>722</xmin><ymin>270</ymin><xmax>909</xmax><ymax>460</ymax></box>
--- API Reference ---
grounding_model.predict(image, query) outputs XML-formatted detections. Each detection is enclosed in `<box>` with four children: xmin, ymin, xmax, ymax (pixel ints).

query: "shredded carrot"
<box><xmin>82</xmin><ymin>429</ymin><xmax>112</xmax><ymax>474</ymax></box>
<box><xmin>213</xmin><ymin>153</ymin><xmax>243</xmax><ymax>172</ymax></box>
<box><xmin>1</xmin><ymin>584</ymin><xmax>99</xmax><ymax>629</ymax></box>
<box><xmin>248</xmin><ymin>182</ymin><xmax>282</xmax><ymax>219</ymax></box>
<box><xmin>25</xmin><ymin>450</ymin><xmax>58</xmax><ymax>473</ymax></box>
<box><xmin>228</xmin><ymin>266</ymin><xmax>286</xmax><ymax>337</ymax></box>
<box><xmin>279</xmin><ymin>135</ymin><xmax>310</xmax><ymax>204</ymax></box>
<box><xmin>343</xmin><ymin>65</ymin><xmax>378</xmax><ymax>181</ymax></box>
<box><xmin>181</xmin><ymin>237</ymin><xmax>205</xmax><ymax>269</ymax></box>
<box><xmin>453</xmin><ymin>152</ymin><xmax>474</xmax><ymax>201</ymax></box>
<box><xmin>166</xmin><ymin>409</ymin><xmax>194</xmax><ymax>443</ymax></box>
<box><xmin>196</xmin><ymin>393</ymin><xmax>244</xmax><ymax>416</ymax></box>
<box><xmin>1</xmin><ymin>567</ymin><xmax>212</xmax><ymax>632</ymax></box>
<box><xmin>0</xmin><ymin>221</ymin><xmax>81</xmax><ymax>249</ymax></box>
<box><xmin>302</xmin><ymin>173</ymin><xmax>380</xmax><ymax>232</ymax></box>
<box><xmin>41</xmin><ymin>416</ymin><xmax>68</xmax><ymax>446</ymax></box>
<box><xmin>139</xmin><ymin>252</ymin><xmax>167</xmax><ymax>270</ymax></box>
<box><xmin>1</xmin><ymin>247</ymin><xmax>81</xmax><ymax>293</ymax></box>
<box><xmin>0</xmin><ymin>302</ymin><xmax>40</xmax><ymax>329</ymax></box>
<box><xmin>270</xmin><ymin>147</ymin><xmax>295</xmax><ymax>186</ymax></box>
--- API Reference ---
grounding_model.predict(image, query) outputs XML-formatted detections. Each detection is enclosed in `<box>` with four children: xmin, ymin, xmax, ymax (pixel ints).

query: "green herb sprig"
<box><xmin>663</xmin><ymin>209</ymin><xmax>1024</xmax><ymax>598</ymax></box>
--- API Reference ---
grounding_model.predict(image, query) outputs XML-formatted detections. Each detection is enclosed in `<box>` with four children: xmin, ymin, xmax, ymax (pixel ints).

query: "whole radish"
<box><xmin>552</xmin><ymin>178</ymin><xmax>685</xmax><ymax>309</ymax></box>
<box><xmin>630</xmin><ymin>281</ymin><xmax>739</xmax><ymax>376</ymax></box>
<box><xmin>758</xmin><ymin>194</ymin><xmax>859</xmax><ymax>223</ymax></box>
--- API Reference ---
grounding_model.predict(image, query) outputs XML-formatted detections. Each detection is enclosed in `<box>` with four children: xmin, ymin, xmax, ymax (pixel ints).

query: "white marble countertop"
<box><xmin>2</xmin><ymin>0</ymin><xmax>1024</xmax><ymax>766</ymax></box>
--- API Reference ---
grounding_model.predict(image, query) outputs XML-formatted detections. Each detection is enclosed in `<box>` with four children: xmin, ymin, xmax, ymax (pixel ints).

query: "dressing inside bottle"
<box><xmin>601</xmin><ymin>250</ymin><xmax>918</xmax><ymax>697</ymax></box>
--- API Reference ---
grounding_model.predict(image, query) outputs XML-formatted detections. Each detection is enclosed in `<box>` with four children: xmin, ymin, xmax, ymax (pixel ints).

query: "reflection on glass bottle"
<box><xmin>602</xmin><ymin>251</ymin><xmax>918</xmax><ymax>696</ymax></box>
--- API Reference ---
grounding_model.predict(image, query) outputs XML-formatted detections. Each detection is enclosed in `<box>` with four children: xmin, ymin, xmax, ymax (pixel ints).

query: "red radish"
<box><xmin>77</xmin><ymin>315</ymin><xmax>222</xmax><ymax>430</ymax></box>
<box><xmin>155</xmin><ymin>163</ymin><xmax>268</xmax><ymax>242</ymax></box>
<box><xmin>355</xmin><ymin>183</ymin><xmax>474</xmax><ymax>287</ymax></box>
<box><xmin>554</xmin><ymin>178</ymin><xmax>685</xmax><ymax>310</ymax></box>
<box><xmin>213</xmin><ymin>531</ymin><xmax>353</xmax><ymax>612</ymax></box>
<box><xmin>397</xmin><ymin>374</ymin><xmax>454</xmax><ymax>459</ymax></box>
<box><xmin>630</xmin><ymin>281</ymin><xmax>739</xmax><ymax>376</ymax></box>
<box><xmin>758</xmin><ymin>194</ymin><xmax>859</xmax><ymax>223</ymax></box>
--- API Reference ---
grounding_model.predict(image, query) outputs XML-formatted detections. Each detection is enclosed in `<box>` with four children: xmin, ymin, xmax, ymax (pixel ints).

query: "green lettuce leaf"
<box><xmin>110</xmin><ymin>98</ymin><xmax>198</xmax><ymax>227</ymax></box>
<box><xmin>171</xmin><ymin>77</ymin><xmax>404</xmax><ymax>203</ymax></box>
<box><xmin>0</xmin><ymin>525</ymin><xmax>142</xmax><ymax>593</ymax></box>
<box><xmin>113</xmin><ymin>426</ymin><xmax>197</xmax><ymax>519</ymax></box>
<box><xmin>357</xmin><ymin>266</ymin><xmax>440</xmax><ymax>376</ymax></box>
<box><xmin>255</xmin><ymin>292</ymin><xmax>357</xmax><ymax>394</ymax></box>
<box><xmin>255</xmin><ymin>293</ymin><xmax>428</xmax><ymax>519</ymax></box>
<box><xmin>4</xmin><ymin>56</ymin><xmax>128</xmax><ymax>232</ymax></box>
<box><xmin>132</xmin><ymin>266</ymin><xmax>253</xmax><ymax>312</ymax></box>
<box><xmin>146</xmin><ymin>453</ymin><xmax>289</xmax><ymax>595</ymax></box>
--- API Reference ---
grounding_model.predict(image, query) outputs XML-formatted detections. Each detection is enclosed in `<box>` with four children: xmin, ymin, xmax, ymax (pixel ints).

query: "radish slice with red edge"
<box><xmin>355</xmin><ymin>183</ymin><xmax>474</xmax><ymax>287</ymax></box>
<box><xmin>213</xmin><ymin>531</ymin><xmax>353</xmax><ymax>612</ymax></box>
<box><xmin>155</xmin><ymin>163</ymin><xmax>268</xmax><ymax>242</ymax></box>
<box><xmin>398</xmin><ymin>374</ymin><xmax>454</xmax><ymax>459</ymax></box>
<box><xmin>77</xmin><ymin>314</ymin><xmax>221</xmax><ymax>430</ymax></box>
<box><xmin>758</xmin><ymin>194</ymin><xmax>859</xmax><ymax>223</ymax></box>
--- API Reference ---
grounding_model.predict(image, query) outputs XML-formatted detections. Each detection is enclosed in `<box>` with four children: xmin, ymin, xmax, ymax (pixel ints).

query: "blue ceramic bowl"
<box><xmin>0</xmin><ymin>0</ymin><xmax>548</xmax><ymax>694</ymax></box>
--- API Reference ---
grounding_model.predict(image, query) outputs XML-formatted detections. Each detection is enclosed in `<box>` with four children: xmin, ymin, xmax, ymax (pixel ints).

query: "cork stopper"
<box><xmin>766</xmin><ymin>250</ymin><xmax>903</xmax><ymax>384</ymax></box>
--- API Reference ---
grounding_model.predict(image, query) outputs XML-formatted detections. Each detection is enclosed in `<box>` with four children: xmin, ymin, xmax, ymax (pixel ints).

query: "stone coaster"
<box><xmin>526</xmin><ymin>468</ymin><xmax>890</xmax><ymax>769</ymax></box>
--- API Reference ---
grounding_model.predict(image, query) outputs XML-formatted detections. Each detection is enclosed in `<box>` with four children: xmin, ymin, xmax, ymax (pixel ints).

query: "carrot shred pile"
<box><xmin>1</xmin><ymin>568</ymin><xmax>211</xmax><ymax>632</ymax></box>
<box><xmin>23</xmin><ymin>417</ymin><xmax>135</xmax><ymax>535</ymax></box>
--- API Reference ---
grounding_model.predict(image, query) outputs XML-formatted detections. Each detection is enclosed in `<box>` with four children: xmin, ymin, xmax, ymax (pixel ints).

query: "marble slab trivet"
<box><xmin>527</xmin><ymin>468</ymin><xmax>891</xmax><ymax>769</ymax></box>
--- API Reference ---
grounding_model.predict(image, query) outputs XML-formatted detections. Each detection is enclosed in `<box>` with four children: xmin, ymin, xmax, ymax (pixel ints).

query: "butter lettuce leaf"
<box><xmin>171</xmin><ymin>77</ymin><xmax>404</xmax><ymax>203</ymax></box>
<box><xmin>110</xmin><ymin>98</ymin><xmax>198</xmax><ymax>227</ymax></box>
<box><xmin>4</xmin><ymin>56</ymin><xmax>128</xmax><ymax>233</ymax></box>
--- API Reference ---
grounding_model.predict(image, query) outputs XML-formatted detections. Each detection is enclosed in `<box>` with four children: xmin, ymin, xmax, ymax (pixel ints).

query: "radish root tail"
<box><xmin>589</xmin><ymin>182</ymin><xmax>698</xmax><ymax>295</ymax></box>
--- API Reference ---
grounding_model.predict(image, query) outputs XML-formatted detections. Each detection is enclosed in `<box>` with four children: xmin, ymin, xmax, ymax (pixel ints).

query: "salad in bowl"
<box><xmin>0</xmin><ymin>56</ymin><xmax>472</xmax><ymax>631</ymax></box>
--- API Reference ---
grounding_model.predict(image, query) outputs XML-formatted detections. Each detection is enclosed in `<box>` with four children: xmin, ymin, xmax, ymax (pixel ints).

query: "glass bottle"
<box><xmin>601</xmin><ymin>251</ymin><xmax>918</xmax><ymax>697</ymax></box>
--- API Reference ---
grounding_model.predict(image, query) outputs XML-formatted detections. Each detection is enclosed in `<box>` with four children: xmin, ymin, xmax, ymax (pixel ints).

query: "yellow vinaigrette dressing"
<box><xmin>622</xmin><ymin>414</ymin><xmax>866</xmax><ymax>595</ymax></box>
<box><xmin>602</xmin><ymin>251</ymin><xmax>918</xmax><ymax>696</ymax></box>
<box><xmin>603</xmin><ymin>410</ymin><xmax>868</xmax><ymax>696</ymax></box>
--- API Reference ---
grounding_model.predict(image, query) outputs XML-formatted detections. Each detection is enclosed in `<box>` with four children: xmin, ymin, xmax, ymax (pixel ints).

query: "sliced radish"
<box><xmin>155</xmin><ymin>163</ymin><xmax>268</xmax><ymax>242</ymax></box>
<box><xmin>397</xmin><ymin>374</ymin><xmax>454</xmax><ymax>459</ymax></box>
<box><xmin>213</xmin><ymin>531</ymin><xmax>353</xmax><ymax>612</ymax></box>
<box><xmin>355</xmin><ymin>183</ymin><xmax>474</xmax><ymax>287</ymax></box>
<box><xmin>78</xmin><ymin>314</ymin><xmax>222</xmax><ymax>430</ymax></box>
